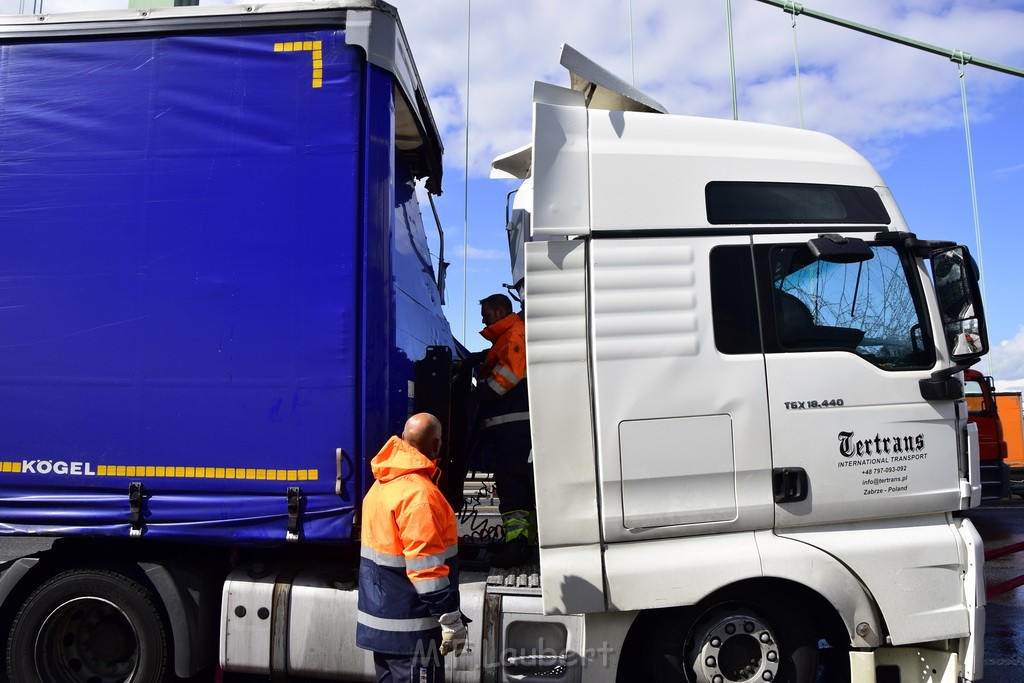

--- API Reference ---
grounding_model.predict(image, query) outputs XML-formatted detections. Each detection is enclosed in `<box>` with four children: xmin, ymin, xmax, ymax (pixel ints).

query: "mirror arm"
<box><xmin>873</xmin><ymin>231</ymin><xmax>959</xmax><ymax>258</ymax></box>
<box><xmin>931</xmin><ymin>360</ymin><xmax>979</xmax><ymax>383</ymax></box>
<box><xmin>919</xmin><ymin>360</ymin><xmax>979</xmax><ymax>401</ymax></box>
<box><xmin>912</xmin><ymin>239</ymin><xmax>957</xmax><ymax>259</ymax></box>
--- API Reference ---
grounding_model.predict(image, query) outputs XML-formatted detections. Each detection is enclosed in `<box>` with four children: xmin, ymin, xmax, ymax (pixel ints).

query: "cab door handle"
<box><xmin>773</xmin><ymin>467</ymin><xmax>809</xmax><ymax>503</ymax></box>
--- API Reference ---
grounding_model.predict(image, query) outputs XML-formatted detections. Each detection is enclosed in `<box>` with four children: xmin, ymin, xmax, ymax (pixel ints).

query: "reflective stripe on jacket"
<box><xmin>478</xmin><ymin>313</ymin><xmax>529</xmax><ymax>431</ymax></box>
<box><xmin>356</xmin><ymin>436</ymin><xmax>460</xmax><ymax>655</ymax></box>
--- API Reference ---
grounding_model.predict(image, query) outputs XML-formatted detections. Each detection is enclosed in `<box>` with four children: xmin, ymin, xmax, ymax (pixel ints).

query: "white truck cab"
<box><xmin>486</xmin><ymin>44</ymin><xmax>987</xmax><ymax>683</ymax></box>
<box><xmin>221</xmin><ymin>38</ymin><xmax>988</xmax><ymax>683</ymax></box>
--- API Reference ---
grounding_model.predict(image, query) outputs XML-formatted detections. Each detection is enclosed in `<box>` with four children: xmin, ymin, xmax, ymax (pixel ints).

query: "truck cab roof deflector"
<box><xmin>491</xmin><ymin>44</ymin><xmax>666</xmax><ymax>179</ymax></box>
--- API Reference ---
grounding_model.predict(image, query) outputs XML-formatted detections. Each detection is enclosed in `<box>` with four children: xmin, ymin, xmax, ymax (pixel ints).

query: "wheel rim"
<box><xmin>690</xmin><ymin>611</ymin><xmax>781</xmax><ymax>683</ymax></box>
<box><xmin>33</xmin><ymin>596</ymin><xmax>140</xmax><ymax>683</ymax></box>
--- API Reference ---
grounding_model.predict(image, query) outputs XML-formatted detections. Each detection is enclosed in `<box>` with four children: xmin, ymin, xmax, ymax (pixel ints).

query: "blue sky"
<box><xmin>387</xmin><ymin>0</ymin><xmax>1024</xmax><ymax>387</ymax></box>
<box><xmin>9</xmin><ymin>1</ymin><xmax>1024</xmax><ymax>388</ymax></box>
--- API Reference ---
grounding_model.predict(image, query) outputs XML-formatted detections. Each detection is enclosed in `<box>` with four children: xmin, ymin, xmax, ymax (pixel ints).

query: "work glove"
<box><xmin>438</xmin><ymin>610</ymin><xmax>468</xmax><ymax>656</ymax></box>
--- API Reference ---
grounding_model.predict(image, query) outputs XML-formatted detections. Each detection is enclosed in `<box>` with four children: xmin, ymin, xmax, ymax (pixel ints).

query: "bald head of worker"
<box><xmin>403</xmin><ymin>412</ymin><xmax>443</xmax><ymax>460</ymax></box>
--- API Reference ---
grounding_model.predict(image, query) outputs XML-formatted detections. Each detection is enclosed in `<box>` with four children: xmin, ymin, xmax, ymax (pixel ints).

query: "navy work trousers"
<box><xmin>373</xmin><ymin>650</ymin><xmax>445</xmax><ymax>683</ymax></box>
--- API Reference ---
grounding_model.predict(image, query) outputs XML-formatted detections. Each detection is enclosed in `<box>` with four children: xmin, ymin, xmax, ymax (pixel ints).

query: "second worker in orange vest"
<box><xmin>475</xmin><ymin>293</ymin><xmax>535</xmax><ymax>568</ymax></box>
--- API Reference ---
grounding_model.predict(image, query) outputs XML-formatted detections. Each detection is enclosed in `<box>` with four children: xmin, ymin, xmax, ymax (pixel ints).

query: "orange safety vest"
<box><xmin>478</xmin><ymin>313</ymin><xmax>529</xmax><ymax>430</ymax></box>
<box><xmin>480</xmin><ymin>313</ymin><xmax>526</xmax><ymax>395</ymax></box>
<box><xmin>356</xmin><ymin>436</ymin><xmax>459</xmax><ymax>655</ymax></box>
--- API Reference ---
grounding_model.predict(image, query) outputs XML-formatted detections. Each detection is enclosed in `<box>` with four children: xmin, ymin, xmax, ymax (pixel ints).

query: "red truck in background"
<box><xmin>965</xmin><ymin>368</ymin><xmax>1011</xmax><ymax>500</ymax></box>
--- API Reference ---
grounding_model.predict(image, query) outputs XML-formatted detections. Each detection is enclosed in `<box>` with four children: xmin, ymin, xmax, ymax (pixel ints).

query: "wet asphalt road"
<box><xmin>966</xmin><ymin>499</ymin><xmax>1024</xmax><ymax>682</ymax></box>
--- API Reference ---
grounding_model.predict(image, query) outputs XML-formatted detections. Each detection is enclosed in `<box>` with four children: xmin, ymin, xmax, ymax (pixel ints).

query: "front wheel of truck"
<box><xmin>620</xmin><ymin>585</ymin><xmax>849</xmax><ymax>683</ymax></box>
<box><xmin>6</xmin><ymin>567</ymin><xmax>170</xmax><ymax>683</ymax></box>
<box><xmin>682</xmin><ymin>601</ymin><xmax>817</xmax><ymax>683</ymax></box>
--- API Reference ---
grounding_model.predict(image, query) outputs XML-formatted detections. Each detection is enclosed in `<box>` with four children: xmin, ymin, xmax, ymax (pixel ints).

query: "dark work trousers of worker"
<box><xmin>373</xmin><ymin>650</ymin><xmax>444</xmax><ymax>683</ymax></box>
<box><xmin>481</xmin><ymin>428</ymin><xmax>535</xmax><ymax>532</ymax></box>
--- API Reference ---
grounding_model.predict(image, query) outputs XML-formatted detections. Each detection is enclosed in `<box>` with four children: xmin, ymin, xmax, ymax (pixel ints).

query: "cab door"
<box><xmin>589</xmin><ymin>236</ymin><xmax>775</xmax><ymax>544</ymax></box>
<box><xmin>751</xmin><ymin>234</ymin><xmax>961</xmax><ymax>528</ymax></box>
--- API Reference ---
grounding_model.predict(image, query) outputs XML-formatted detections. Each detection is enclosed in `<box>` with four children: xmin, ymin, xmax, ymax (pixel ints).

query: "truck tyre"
<box><xmin>6</xmin><ymin>567</ymin><xmax>170</xmax><ymax>683</ymax></box>
<box><xmin>629</xmin><ymin>594</ymin><xmax>827</xmax><ymax>683</ymax></box>
<box><xmin>683</xmin><ymin>602</ymin><xmax>816</xmax><ymax>683</ymax></box>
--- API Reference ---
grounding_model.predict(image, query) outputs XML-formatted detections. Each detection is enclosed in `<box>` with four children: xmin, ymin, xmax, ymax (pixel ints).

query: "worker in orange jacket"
<box><xmin>357</xmin><ymin>413</ymin><xmax>467</xmax><ymax>683</ymax></box>
<box><xmin>475</xmin><ymin>293</ymin><xmax>535</xmax><ymax>568</ymax></box>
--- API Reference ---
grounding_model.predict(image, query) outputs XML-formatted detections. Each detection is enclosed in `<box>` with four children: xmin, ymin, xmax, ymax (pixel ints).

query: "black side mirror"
<box><xmin>931</xmin><ymin>246</ymin><xmax>988</xmax><ymax>362</ymax></box>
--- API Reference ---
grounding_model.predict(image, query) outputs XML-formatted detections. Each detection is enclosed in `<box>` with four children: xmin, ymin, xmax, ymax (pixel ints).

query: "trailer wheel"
<box><xmin>6</xmin><ymin>568</ymin><xmax>170</xmax><ymax>683</ymax></box>
<box><xmin>683</xmin><ymin>602</ymin><xmax>816</xmax><ymax>683</ymax></box>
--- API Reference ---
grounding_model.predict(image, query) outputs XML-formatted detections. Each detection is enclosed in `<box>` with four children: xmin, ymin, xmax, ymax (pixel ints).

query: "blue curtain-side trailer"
<box><xmin>0</xmin><ymin>3</ymin><xmax>458</xmax><ymax>680</ymax></box>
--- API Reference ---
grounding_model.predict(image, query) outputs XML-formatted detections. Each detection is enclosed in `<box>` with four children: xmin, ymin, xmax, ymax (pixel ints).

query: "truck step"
<box><xmin>487</xmin><ymin>565</ymin><xmax>541</xmax><ymax>590</ymax></box>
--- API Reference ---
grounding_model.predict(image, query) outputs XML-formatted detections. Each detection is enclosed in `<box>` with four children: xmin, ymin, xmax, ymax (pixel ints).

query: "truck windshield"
<box><xmin>771</xmin><ymin>243</ymin><xmax>933</xmax><ymax>370</ymax></box>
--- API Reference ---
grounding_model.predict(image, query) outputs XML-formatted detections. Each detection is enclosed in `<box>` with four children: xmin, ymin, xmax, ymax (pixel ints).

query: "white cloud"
<box><xmin>389</xmin><ymin>0</ymin><xmax>1024</xmax><ymax>177</ymax></box>
<box><xmin>20</xmin><ymin>1</ymin><xmax>1022</xmax><ymax>179</ymax></box>
<box><xmin>989</xmin><ymin>326</ymin><xmax>1024</xmax><ymax>392</ymax></box>
<box><xmin>449</xmin><ymin>244</ymin><xmax>506</xmax><ymax>261</ymax></box>
<box><xmin>16</xmin><ymin>1</ymin><xmax>1022</xmax><ymax>339</ymax></box>
<box><xmin>993</xmin><ymin>162</ymin><xmax>1024</xmax><ymax>179</ymax></box>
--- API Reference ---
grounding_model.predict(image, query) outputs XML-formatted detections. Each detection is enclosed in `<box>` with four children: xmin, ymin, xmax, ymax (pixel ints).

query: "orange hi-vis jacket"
<box><xmin>478</xmin><ymin>313</ymin><xmax>529</xmax><ymax>431</ymax></box>
<box><xmin>356</xmin><ymin>436</ymin><xmax>460</xmax><ymax>655</ymax></box>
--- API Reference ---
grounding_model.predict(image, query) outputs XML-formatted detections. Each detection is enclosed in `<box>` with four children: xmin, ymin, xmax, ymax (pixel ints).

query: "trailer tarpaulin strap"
<box><xmin>287</xmin><ymin>487</ymin><xmax>303</xmax><ymax>542</ymax></box>
<box><xmin>129</xmin><ymin>482</ymin><xmax>144</xmax><ymax>538</ymax></box>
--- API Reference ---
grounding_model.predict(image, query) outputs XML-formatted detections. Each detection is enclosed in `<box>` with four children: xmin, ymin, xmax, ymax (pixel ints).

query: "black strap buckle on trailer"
<box><xmin>129</xmin><ymin>482</ymin><xmax>144</xmax><ymax>538</ymax></box>
<box><xmin>286</xmin><ymin>487</ymin><xmax>303</xmax><ymax>542</ymax></box>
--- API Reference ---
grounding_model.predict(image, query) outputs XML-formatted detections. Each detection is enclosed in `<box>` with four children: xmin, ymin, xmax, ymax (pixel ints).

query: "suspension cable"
<box><xmin>955</xmin><ymin>56</ymin><xmax>984</xmax><ymax>292</ymax></box>
<box><xmin>726</xmin><ymin>0</ymin><xmax>738</xmax><ymax>120</ymax></box>
<box><xmin>955</xmin><ymin>55</ymin><xmax>989</xmax><ymax>374</ymax></box>
<box><xmin>755</xmin><ymin>0</ymin><xmax>1024</xmax><ymax>79</ymax></box>
<box><xmin>784</xmin><ymin>1</ymin><xmax>805</xmax><ymax>128</ymax></box>
<box><xmin>462</xmin><ymin>0</ymin><xmax>472</xmax><ymax>342</ymax></box>
<box><xmin>628</xmin><ymin>0</ymin><xmax>635</xmax><ymax>85</ymax></box>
